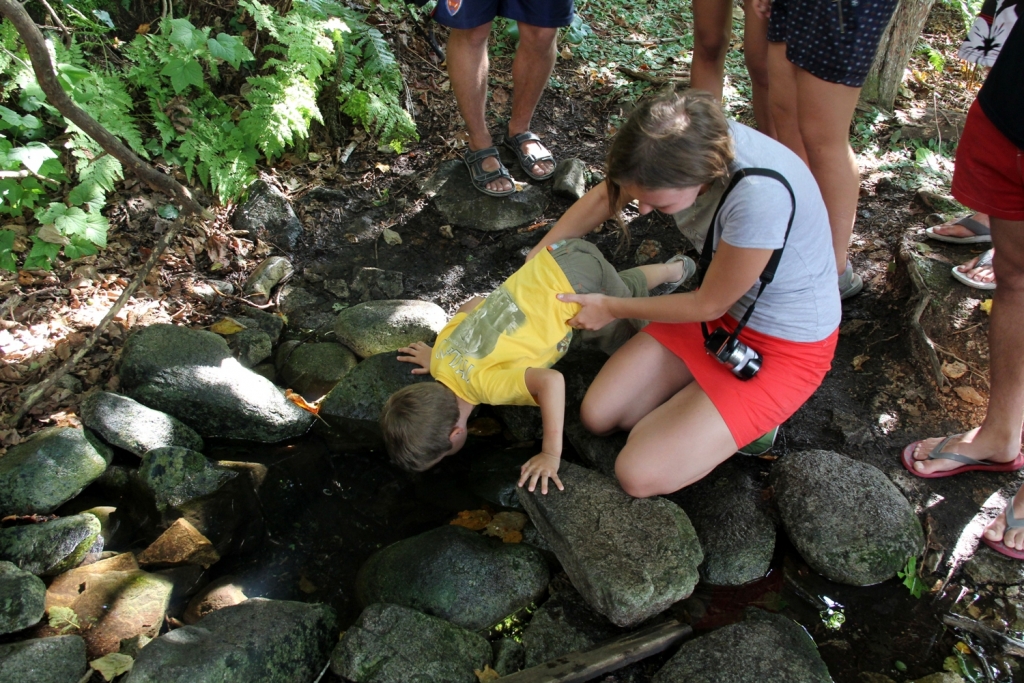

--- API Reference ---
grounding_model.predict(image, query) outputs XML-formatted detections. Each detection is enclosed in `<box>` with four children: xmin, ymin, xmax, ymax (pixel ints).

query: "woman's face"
<box><xmin>622</xmin><ymin>183</ymin><xmax>704</xmax><ymax>216</ymax></box>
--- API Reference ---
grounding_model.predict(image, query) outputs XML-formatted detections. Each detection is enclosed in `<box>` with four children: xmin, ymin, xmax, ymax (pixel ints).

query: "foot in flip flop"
<box><xmin>925</xmin><ymin>213</ymin><xmax>991</xmax><ymax>244</ymax></box>
<box><xmin>952</xmin><ymin>248</ymin><xmax>996</xmax><ymax>290</ymax></box>
<box><xmin>901</xmin><ymin>428</ymin><xmax>1024</xmax><ymax>478</ymax></box>
<box><xmin>982</xmin><ymin>491</ymin><xmax>1024</xmax><ymax>560</ymax></box>
<box><xmin>505</xmin><ymin>130</ymin><xmax>555</xmax><ymax>180</ymax></box>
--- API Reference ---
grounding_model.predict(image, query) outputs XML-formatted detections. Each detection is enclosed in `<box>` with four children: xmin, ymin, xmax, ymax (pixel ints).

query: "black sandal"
<box><xmin>464</xmin><ymin>146</ymin><xmax>515</xmax><ymax>197</ymax></box>
<box><xmin>504</xmin><ymin>130</ymin><xmax>555</xmax><ymax>181</ymax></box>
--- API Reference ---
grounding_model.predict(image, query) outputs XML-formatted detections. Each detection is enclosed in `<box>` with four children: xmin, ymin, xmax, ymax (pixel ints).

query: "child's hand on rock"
<box><xmin>518</xmin><ymin>452</ymin><xmax>564</xmax><ymax>495</ymax></box>
<box><xmin>397</xmin><ymin>341</ymin><xmax>432</xmax><ymax>374</ymax></box>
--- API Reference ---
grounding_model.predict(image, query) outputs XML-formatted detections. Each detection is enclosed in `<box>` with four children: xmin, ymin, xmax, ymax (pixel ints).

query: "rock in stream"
<box><xmin>81</xmin><ymin>391</ymin><xmax>204</xmax><ymax>456</ymax></box>
<box><xmin>0</xmin><ymin>514</ymin><xmax>102</xmax><ymax>577</ymax></box>
<box><xmin>334</xmin><ymin>299</ymin><xmax>447</xmax><ymax>358</ymax></box>
<box><xmin>0</xmin><ymin>561</ymin><xmax>45</xmax><ymax>635</ymax></box>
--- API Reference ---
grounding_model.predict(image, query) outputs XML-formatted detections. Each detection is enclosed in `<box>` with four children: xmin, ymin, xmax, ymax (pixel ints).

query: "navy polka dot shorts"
<box><xmin>767</xmin><ymin>0</ymin><xmax>898</xmax><ymax>87</ymax></box>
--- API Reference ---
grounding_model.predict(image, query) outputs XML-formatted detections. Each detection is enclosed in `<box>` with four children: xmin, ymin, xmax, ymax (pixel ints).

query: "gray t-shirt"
<box><xmin>701</xmin><ymin>120</ymin><xmax>840</xmax><ymax>342</ymax></box>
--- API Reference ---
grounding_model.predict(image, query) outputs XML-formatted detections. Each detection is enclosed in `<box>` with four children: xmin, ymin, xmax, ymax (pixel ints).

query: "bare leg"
<box><xmin>690</xmin><ymin>0</ymin><xmax>732</xmax><ymax>101</ymax></box>
<box><xmin>636</xmin><ymin>261</ymin><xmax>686</xmax><ymax>289</ymax></box>
<box><xmin>793</xmin><ymin>69</ymin><xmax>862</xmax><ymax>275</ymax></box>
<box><xmin>911</xmin><ymin>219</ymin><xmax>1024</xmax><ymax>475</ymax></box>
<box><xmin>509</xmin><ymin>23</ymin><xmax>558</xmax><ymax>177</ymax></box>
<box><xmin>447</xmin><ymin>23</ymin><xmax>513</xmax><ymax>194</ymax></box>
<box><xmin>743</xmin><ymin>0</ymin><xmax>776</xmax><ymax>137</ymax></box>
<box><xmin>766</xmin><ymin>42</ymin><xmax>807</xmax><ymax>163</ymax></box>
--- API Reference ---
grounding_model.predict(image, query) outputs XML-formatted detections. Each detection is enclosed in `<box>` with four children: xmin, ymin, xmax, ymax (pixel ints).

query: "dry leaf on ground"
<box><xmin>475</xmin><ymin>665</ymin><xmax>501</xmax><ymax>682</ymax></box>
<box><xmin>210</xmin><ymin>318</ymin><xmax>246</xmax><ymax>335</ymax></box>
<box><xmin>89</xmin><ymin>652</ymin><xmax>134</xmax><ymax>681</ymax></box>
<box><xmin>382</xmin><ymin>228</ymin><xmax>402</xmax><ymax>246</ymax></box>
<box><xmin>285</xmin><ymin>390</ymin><xmax>321</xmax><ymax>415</ymax></box>
<box><xmin>954</xmin><ymin>386</ymin><xmax>986</xmax><ymax>405</ymax></box>
<box><xmin>450</xmin><ymin>509</ymin><xmax>491</xmax><ymax>531</ymax></box>
<box><xmin>852</xmin><ymin>354</ymin><xmax>870</xmax><ymax>371</ymax></box>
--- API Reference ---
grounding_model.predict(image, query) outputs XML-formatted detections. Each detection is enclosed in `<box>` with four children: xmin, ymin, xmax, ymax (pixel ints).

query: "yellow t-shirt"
<box><xmin>431</xmin><ymin>248</ymin><xmax>580</xmax><ymax>406</ymax></box>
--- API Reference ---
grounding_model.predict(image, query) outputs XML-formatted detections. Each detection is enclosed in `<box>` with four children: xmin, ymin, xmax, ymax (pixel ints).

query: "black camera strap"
<box><xmin>698</xmin><ymin>167</ymin><xmax>796</xmax><ymax>345</ymax></box>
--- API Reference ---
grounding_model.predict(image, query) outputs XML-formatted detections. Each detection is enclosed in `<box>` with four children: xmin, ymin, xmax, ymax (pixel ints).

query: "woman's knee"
<box><xmin>580</xmin><ymin>393</ymin><xmax>619</xmax><ymax>435</ymax></box>
<box><xmin>615</xmin><ymin>457</ymin><xmax>665</xmax><ymax>498</ymax></box>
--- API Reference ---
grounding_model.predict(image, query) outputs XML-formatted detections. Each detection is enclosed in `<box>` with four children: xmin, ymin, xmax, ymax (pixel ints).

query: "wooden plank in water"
<box><xmin>496</xmin><ymin>618</ymin><xmax>692</xmax><ymax>683</ymax></box>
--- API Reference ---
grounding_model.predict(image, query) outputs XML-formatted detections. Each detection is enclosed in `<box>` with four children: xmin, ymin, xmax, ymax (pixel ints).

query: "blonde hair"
<box><xmin>606</xmin><ymin>88</ymin><xmax>735</xmax><ymax>241</ymax></box>
<box><xmin>380</xmin><ymin>382</ymin><xmax>460</xmax><ymax>472</ymax></box>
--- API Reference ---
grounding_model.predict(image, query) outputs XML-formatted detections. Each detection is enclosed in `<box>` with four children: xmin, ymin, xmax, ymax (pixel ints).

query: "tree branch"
<box><xmin>0</xmin><ymin>168</ymin><xmax>61</xmax><ymax>186</ymax></box>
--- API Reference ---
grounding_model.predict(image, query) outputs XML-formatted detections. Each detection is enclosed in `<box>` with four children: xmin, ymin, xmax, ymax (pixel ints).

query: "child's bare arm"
<box><xmin>396</xmin><ymin>341</ymin><xmax>433</xmax><ymax>375</ymax></box>
<box><xmin>519</xmin><ymin>367</ymin><xmax>566</xmax><ymax>494</ymax></box>
<box><xmin>457</xmin><ymin>296</ymin><xmax>485</xmax><ymax>314</ymax></box>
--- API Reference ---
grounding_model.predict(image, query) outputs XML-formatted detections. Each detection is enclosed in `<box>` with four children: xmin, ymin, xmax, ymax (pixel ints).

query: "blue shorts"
<box><xmin>432</xmin><ymin>0</ymin><xmax>574</xmax><ymax>30</ymax></box>
<box><xmin>767</xmin><ymin>0</ymin><xmax>897</xmax><ymax>87</ymax></box>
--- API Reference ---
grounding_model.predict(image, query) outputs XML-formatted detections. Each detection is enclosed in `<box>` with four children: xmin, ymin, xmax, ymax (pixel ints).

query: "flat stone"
<box><xmin>137</xmin><ymin>518</ymin><xmax>220</xmax><ymax>568</ymax></box>
<box><xmin>0</xmin><ymin>561</ymin><xmax>45</xmax><ymax>635</ymax></box>
<box><xmin>522</xmin><ymin>581</ymin><xmax>623</xmax><ymax>667</ymax></box>
<box><xmin>0</xmin><ymin>427</ymin><xmax>112</xmax><ymax>517</ymax></box>
<box><xmin>277</xmin><ymin>342</ymin><xmax>358</xmax><ymax>399</ymax></box>
<box><xmin>356</xmin><ymin>525</ymin><xmax>549</xmax><ymax>631</ymax></box>
<box><xmin>331</xmin><ymin>603</ymin><xmax>491</xmax><ymax>683</ymax></box>
<box><xmin>124</xmin><ymin>599</ymin><xmax>338</xmax><ymax>683</ymax></box>
<box><xmin>965</xmin><ymin>544</ymin><xmax>1024</xmax><ymax>585</ymax></box>
<box><xmin>237</xmin><ymin>310</ymin><xmax>286</xmax><ymax>345</ymax></box>
<box><xmin>351</xmin><ymin>267</ymin><xmax>404</xmax><ymax>301</ymax></box>
<box><xmin>552</xmin><ymin>158</ymin><xmax>587</xmax><ymax>200</ymax></box>
<box><xmin>0</xmin><ymin>514</ymin><xmax>102</xmax><ymax>576</ymax></box>
<box><xmin>118</xmin><ymin>324</ymin><xmax>232</xmax><ymax>393</ymax></box>
<box><xmin>517</xmin><ymin>462</ymin><xmax>702</xmax><ymax>627</ymax></box>
<box><xmin>41</xmin><ymin>553</ymin><xmax>174</xmax><ymax>659</ymax></box>
<box><xmin>81</xmin><ymin>391</ymin><xmax>204</xmax><ymax>456</ymax></box>
<box><xmin>183</xmin><ymin>576</ymin><xmax>247</xmax><ymax>624</ymax></box>
<box><xmin>334</xmin><ymin>299</ymin><xmax>447</xmax><ymax>359</ymax></box>
<box><xmin>228</xmin><ymin>327</ymin><xmax>273</xmax><ymax>368</ymax></box>
<box><xmin>652</xmin><ymin>608</ymin><xmax>832</xmax><ymax>683</ymax></box>
<box><xmin>668</xmin><ymin>458</ymin><xmax>776</xmax><ymax>586</ymax></box>
<box><xmin>0</xmin><ymin>635</ymin><xmax>87</xmax><ymax>683</ymax></box>
<box><xmin>771</xmin><ymin>450</ymin><xmax>924</xmax><ymax>586</ymax></box>
<box><xmin>233</xmin><ymin>180</ymin><xmax>303</xmax><ymax>251</ymax></box>
<box><xmin>139</xmin><ymin>447</ymin><xmax>238</xmax><ymax>513</ymax></box>
<box><xmin>433</xmin><ymin>164</ymin><xmax>548</xmax><ymax>231</ymax></box>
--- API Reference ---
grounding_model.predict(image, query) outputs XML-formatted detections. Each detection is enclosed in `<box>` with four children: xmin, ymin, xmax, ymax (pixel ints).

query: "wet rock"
<box><xmin>771</xmin><ymin>450</ymin><xmax>924</xmax><ymax>586</ymax></box>
<box><xmin>118</xmin><ymin>324</ymin><xmax>232</xmax><ymax>392</ymax></box>
<box><xmin>356</xmin><ymin>525</ymin><xmax>549</xmax><ymax>631</ymax></box>
<box><xmin>277</xmin><ymin>342</ymin><xmax>358</xmax><ymax>399</ymax></box>
<box><xmin>244</xmin><ymin>256</ymin><xmax>295</xmax><ymax>304</ymax></box>
<box><xmin>0</xmin><ymin>427</ymin><xmax>112</xmax><ymax>517</ymax></box>
<box><xmin>276</xmin><ymin>283</ymin><xmax>322</xmax><ymax>323</ymax></box>
<box><xmin>522</xmin><ymin>582</ymin><xmax>623</xmax><ymax>667</ymax></box>
<box><xmin>183</xmin><ymin>576</ymin><xmax>247</xmax><ymax>624</ymax></box>
<box><xmin>434</xmin><ymin>164</ymin><xmax>548</xmax><ymax>231</ymax></box>
<box><xmin>331</xmin><ymin>603</ymin><xmax>491</xmax><ymax>683</ymax></box>
<box><xmin>495</xmin><ymin>405</ymin><xmax>543</xmax><ymax>442</ymax></box>
<box><xmin>42</xmin><ymin>553</ymin><xmax>174</xmax><ymax>658</ymax></box>
<box><xmin>318</xmin><ymin>351</ymin><xmax>432</xmax><ymax>445</ymax></box>
<box><xmin>669</xmin><ymin>458</ymin><xmax>776</xmax><ymax>586</ymax></box>
<box><xmin>83</xmin><ymin>506</ymin><xmax>131</xmax><ymax>553</ymax></box>
<box><xmin>127</xmin><ymin>359</ymin><xmax>314</xmax><ymax>442</ymax></box>
<box><xmin>964</xmin><ymin>545</ymin><xmax>1024</xmax><ymax>585</ymax></box>
<box><xmin>652</xmin><ymin>608</ymin><xmax>831</xmax><ymax>683</ymax></box>
<box><xmin>351</xmin><ymin>267</ymin><xmax>404</xmax><ymax>301</ymax></box>
<box><xmin>233</xmin><ymin>180</ymin><xmax>304</xmax><ymax>250</ymax></box>
<box><xmin>467</xmin><ymin>449</ymin><xmax>530</xmax><ymax>510</ymax></box>
<box><xmin>0</xmin><ymin>514</ymin><xmax>102</xmax><ymax>576</ymax></box>
<box><xmin>237</xmin><ymin>310</ymin><xmax>285</xmax><ymax>345</ymax></box>
<box><xmin>188</xmin><ymin>280</ymin><xmax>233</xmax><ymax>304</ymax></box>
<box><xmin>252</xmin><ymin>362</ymin><xmax>276</xmax><ymax>382</ymax></box>
<box><xmin>552</xmin><ymin>158</ymin><xmax>587</xmax><ymax>200</ymax></box>
<box><xmin>139</xmin><ymin>447</ymin><xmax>237</xmax><ymax>512</ymax></box>
<box><xmin>81</xmin><ymin>391</ymin><xmax>204</xmax><ymax>456</ymax></box>
<box><xmin>0</xmin><ymin>561</ymin><xmax>45</xmax><ymax>634</ymax></box>
<box><xmin>565</xmin><ymin>423</ymin><xmax>624</xmax><ymax>478</ymax></box>
<box><xmin>124</xmin><ymin>598</ymin><xmax>338</xmax><ymax>683</ymax></box>
<box><xmin>334</xmin><ymin>299</ymin><xmax>446</xmax><ymax>358</ymax></box>
<box><xmin>137</xmin><ymin>518</ymin><xmax>220</xmax><ymax>568</ymax></box>
<box><xmin>0</xmin><ymin>635</ymin><xmax>87</xmax><ymax>683</ymax></box>
<box><xmin>227</xmin><ymin>327</ymin><xmax>273</xmax><ymax>368</ymax></box>
<box><xmin>517</xmin><ymin>462</ymin><xmax>702</xmax><ymax>627</ymax></box>
<box><xmin>493</xmin><ymin>638</ymin><xmax>525</xmax><ymax>676</ymax></box>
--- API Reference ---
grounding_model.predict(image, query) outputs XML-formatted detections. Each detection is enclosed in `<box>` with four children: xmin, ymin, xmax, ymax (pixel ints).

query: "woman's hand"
<box><xmin>396</xmin><ymin>341</ymin><xmax>433</xmax><ymax>374</ymax></box>
<box><xmin>752</xmin><ymin>0</ymin><xmax>771</xmax><ymax>19</ymax></box>
<box><xmin>558</xmin><ymin>292</ymin><xmax>616</xmax><ymax>330</ymax></box>
<box><xmin>518</xmin><ymin>452</ymin><xmax>564</xmax><ymax>494</ymax></box>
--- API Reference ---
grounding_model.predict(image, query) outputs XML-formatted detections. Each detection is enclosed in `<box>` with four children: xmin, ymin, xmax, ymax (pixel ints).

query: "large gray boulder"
<box><xmin>276</xmin><ymin>341</ymin><xmax>358</xmax><ymax>399</ymax></box>
<box><xmin>81</xmin><ymin>391</ymin><xmax>204</xmax><ymax>456</ymax></box>
<box><xmin>0</xmin><ymin>427</ymin><xmax>112</xmax><ymax>517</ymax></box>
<box><xmin>517</xmin><ymin>462</ymin><xmax>702</xmax><ymax>627</ymax></box>
<box><xmin>125</xmin><ymin>599</ymin><xmax>338</xmax><ymax>683</ymax></box>
<box><xmin>771</xmin><ymin>450</ymin><xmax>924</xmax><ymax>586</ymax></box>
<box><xmin>119</xmin><ymin>323</ymin><xmax>232</xmax><ymax>392</ymax></box>
<box><xmin>652</xmin><ymin>608</ymin><xmax>832</xmax><ymax>683</ymax></box>
<box><xmin>522</xmin><ymin>580</ymin><xmax>623</xmax><ymax>667</ymax></box>
<box><xmin>233</xmin><ymin>179</ymin><xmax>304</xmax><ymax>250</ymax></box>
<box><xmin>433</xmin><ymin>164</ymin><xmax>548</xmax><ymax>231</ymax></box>
<box><xmin>0</xmin><ymin>514</ymin><xmax>102</xmax><ymax>576</ymax></box>
<box><xmin>669</xmin><ymin>458</ymin><xmax>776</xmax><ymax>586</ymax></box>
<box><xmin>334</xmin><ymin>299</ymin><xmax>447</xmax><ymax>359</ymax></box>
<box><xmin>0</xmin><ymin>636</ymin><xmax>88</xmax><ymax>683</ymax></box>
<box><xmin>0</xmin><ymin>561</ymin><xmax>45</xmax><ymax>635</ymax></box>
<box><xmin>331</xmin><ymin>603</ymin><xmax>492</xmax><ymax>683</ymax></box>
<box><xmin>356</xmin><ymin>525</ymin><xmax>549</xmax><ymax>631</ymax></box>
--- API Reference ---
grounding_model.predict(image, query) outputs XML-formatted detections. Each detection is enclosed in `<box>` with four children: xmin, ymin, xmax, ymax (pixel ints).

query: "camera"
<box><xmin>704</xmin><ymin>327</ymin><xmax>762</xmax><ymax>380</ymax></box>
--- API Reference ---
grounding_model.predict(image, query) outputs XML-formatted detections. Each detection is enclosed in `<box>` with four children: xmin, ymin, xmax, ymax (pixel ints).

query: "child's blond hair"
<box><xmin>380</xmin><ymin>383</ymin><xmax>460</xmax><ymax>472</ymax></box>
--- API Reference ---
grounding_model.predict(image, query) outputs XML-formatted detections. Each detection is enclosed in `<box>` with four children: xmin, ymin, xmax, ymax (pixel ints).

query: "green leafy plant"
<box><xmin>897</xmin><ymin>556</ymin><xmax>927</xmax><ymax>598</ymax></box>
<box><xmin>48</xmin><ymin>606</ymin><xmax>81</xmax><ymax>634</ymax></box>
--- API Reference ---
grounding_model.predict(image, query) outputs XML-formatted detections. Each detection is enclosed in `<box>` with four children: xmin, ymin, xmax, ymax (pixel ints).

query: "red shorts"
<box><xmin>952</xmin><ymin>100</ymin><xmax>1024</xmax><ymax>221</ymax></box>
<box><xmin>644</xmin><ymin>317</ymin><xmax>838</xmax><ymax>448</ymax></box>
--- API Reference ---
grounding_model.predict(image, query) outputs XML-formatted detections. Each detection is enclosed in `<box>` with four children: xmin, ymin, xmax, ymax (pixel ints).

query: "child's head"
<box><xmin>606</xmin><ymin>88</ymin><xmax>735</xmax><ymax>219</ymax></box>
<box><xmin>380</xmin><ymin>382</ymin><xmax>463</xmax><ymax>472</ymax></box>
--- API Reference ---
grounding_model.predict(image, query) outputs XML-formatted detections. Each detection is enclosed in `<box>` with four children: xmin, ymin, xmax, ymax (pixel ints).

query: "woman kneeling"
<box><xmin>528</xmin><ymin>89</ymin><xmax>841</xmax><ymax>497</ymax></box>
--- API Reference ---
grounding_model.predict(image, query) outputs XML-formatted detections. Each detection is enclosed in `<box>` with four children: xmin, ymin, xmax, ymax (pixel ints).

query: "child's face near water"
<box><xmin>623</xmin><ymin>183</ymin><xmax>704</xmax><ymax>216</ymax></box>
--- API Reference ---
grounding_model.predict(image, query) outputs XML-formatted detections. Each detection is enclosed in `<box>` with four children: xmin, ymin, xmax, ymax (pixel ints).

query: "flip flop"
<box><xmin>464</xmin><ymin>146</ymin><xmax>515</xmax><ymax>198</ymax></box>
<box><xmin>504</xmin><ymin>130</ymin><xmax>555</xmax><ymax>181</ymax></box>
<box><xmin>981</xmin><ymin>502</ymin><xmax>1024</xmax><ymax>560</ymax></box>
<box><xmin>901</xmin><ymin>434</ymin><xmax>1024</xmax><ymax>479</ymax></box>
<box><xmin>925</xmin><ymin>215</ymin><xmax>992</xmax><ymax>244</ymax></box>
<box><xmin>650</xmin><ymin>254</ymin><xmax>697</xmax><ymax>296</ymax></box>
<box><xmin>951</xmin><ymin>248</ymin><xmax>996</xmax><ymax>290</ymax></box>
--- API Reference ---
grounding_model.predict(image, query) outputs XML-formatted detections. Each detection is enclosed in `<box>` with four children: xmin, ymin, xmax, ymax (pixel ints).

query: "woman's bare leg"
<box><xmin>690</xmin><ymin>0</ymin><xmax>733</xmax><ymax>100</ymax></box>
<box><xmin>766</xmin><ymin>42</ymin><xmax>807</xmax><ymax>163</ymax></box>
<box><xmin>635</xmin><ymin>261</ymin><xmax>686</xmax><ymax>289</ymax></box>
<box><xmin>743</xmin><ymin>0</ymin><xmax>776</xmax><ymax>137</ymax></box>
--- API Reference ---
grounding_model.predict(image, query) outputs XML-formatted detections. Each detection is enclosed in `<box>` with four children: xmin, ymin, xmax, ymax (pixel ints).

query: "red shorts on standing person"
<box><xmin>951</xmin><ymin>99</ymin><xmax>1024</xmax><ymax>221</ymax></box>
<box><xmin>644</xmin><ymin>317</ymin><xmax>838</xmax><ymax>449</ymax></box>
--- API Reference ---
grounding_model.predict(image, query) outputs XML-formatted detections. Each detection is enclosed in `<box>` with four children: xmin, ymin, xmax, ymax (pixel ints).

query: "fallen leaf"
<box><xmin>941</xmin><ymin>361</ymin><xmax>968</xmax><ymax>380</ymax></box>
<box><xmin>475</xmin><ymin>665</ymin><xmax>501</xmax><ymax>682</ymax></box>
<box><xmin>90</xmin><ymin>652</ymin><xmax>134</xmax><ymax>681</ymax></box>
<box><xmin>37</xmin><ymin>224</ymin><xmax>70</xmax><ymax>245</ymax></box>
<box><xmin>851</xmin><ymin>354</ymin><xmax>870</xmax><ymax>371</ymax></box>
<box><xmin>839</xmin><ymin>319</ymin><xmax>870</xmax><ymax>335</ymax></box>
<box><xmin>439</xmin><ymin>225</ymin><xmax>454</xmax><ymax>239</ymax></box>
<box><xmin>451</xmin><ymin>509</ymin><xmax>491</xmax><ymax>531</ymax></box>
<box><xmin>375</xmin><ymin>163</ymin><xmax>391</xmax><ymax>173</ymax></box>
<box><xmin>381</xmin><ymin>228</ymin><xmax>402</xmax><ymax>246</ymax></box>
<box><xmin>954</xmin><ymin>386</ymin><xmax>986</xmax><ymax>405</ymax></box>
<box><xmin>286</xmin><ymin>389</ymin><xmax>321</xmax><ymax>415</ymax></box>
<box><xmin>980</xmin><ymin>299</ymin><xmax>993</xmax><ymax>315</ymax></box>
<box><xmin>136</xmin><ymin>23</ymin><xmax>150</xmax><ymax>34</ymax></box>
<box><xmin>210</xmin><ymin>318</ymin><xmax>246</xmax><ymax>335</ymax></box>
<box><xmin>560</xmin><ymin>46</ymin><xmax>573</xmax><ymax>59</ymax></box>
<box><xmin>491</xmin><ymin>87</ymin><xmax>509</xmax><ymax>105</ymax></box>
<box><xmin>501</xmin><ymin>530</ymin><xmax>523</xmax><ymax>544</ymax></box>
<box><xmin>955</xmin><ymin>641</ymin><xmax>972</xmax><ymax>655</ymax></box>
<box><xmin>299</xmin><ymin>576</ymin><xmax>317</xmax><ymax>594</ymax></box>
